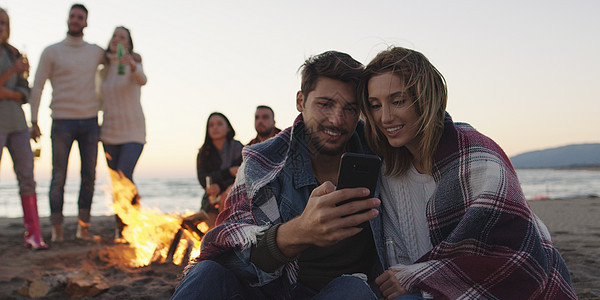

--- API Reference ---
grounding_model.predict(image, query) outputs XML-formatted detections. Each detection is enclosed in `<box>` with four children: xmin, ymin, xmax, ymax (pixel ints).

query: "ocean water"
<box><xmin>516</xmin><ymin>169</ymin><xmax>600</xmax><ymax>199</ymax></box>
<box><xmin>0</xmin><ymin>177</ymin><xmax>203</xmax><ymax>218</ymax></box>
<box><xmin>0</xmin><ymin>169</ymin><xmax>598</xmax><ymax>218</ymax></box>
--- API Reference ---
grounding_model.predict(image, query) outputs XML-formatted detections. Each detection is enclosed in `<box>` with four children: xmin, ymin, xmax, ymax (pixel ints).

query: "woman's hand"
<box><xmin>12</xmin><ymin>55</ymin><xmax>29</xmax><ymax>74</ymax></box>
<box><xmin>119</xmin><ymin>54</ymin><xmax>137</xmax><ymax>72</ymax></box>
<box><xmin>376</xmin><ymin>269</ymin><xmax>410</xmax><ymax>300</ymax></box>
<box><xmin>0</xmin><ymin>56</ymin><xmax>29</xmax><ymax>100</ymax></box>
<box><xmin>0</xmin><ymin>87</ymin><xmax>14</xmax><ymax>98</ymax></box>
<box><xmin>229</xmin><ymin>166</ymin><xmax>239</xmax><ymax>177</ymax></box>
<box><xmin>206</xmin><ymin>183</ymin><xmax>221</xmax><ymax>197</ymax></box>
<box><xmin>31</xmin><ymin>122</ymin><xmax>41</xmax><ymax>142</ymax></box>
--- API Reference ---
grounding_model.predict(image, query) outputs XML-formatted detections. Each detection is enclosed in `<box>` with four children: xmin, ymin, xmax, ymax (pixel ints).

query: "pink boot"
<box><xmin>21</xmin><ymin>194</ymin><xmax>49</xmax><ymax>250</ymax></box>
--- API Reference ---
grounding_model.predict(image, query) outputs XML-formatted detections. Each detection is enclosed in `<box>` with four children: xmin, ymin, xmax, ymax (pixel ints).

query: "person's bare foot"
<box><xmin>76</xmin><ymin>220</ymin><xmax>99</xmax><ymax>241</ymax></box>
<box><xmin>51</xmin><ymin>224</ymin><xmax>63</xmax><ymax>242</ymax></box>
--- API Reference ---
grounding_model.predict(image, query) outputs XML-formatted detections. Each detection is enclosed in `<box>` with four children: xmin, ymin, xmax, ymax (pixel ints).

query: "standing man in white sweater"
<box><xmin>29</xmin><ymin>3</ymin><xmax>104</xmax><ymax>242</ymax></box>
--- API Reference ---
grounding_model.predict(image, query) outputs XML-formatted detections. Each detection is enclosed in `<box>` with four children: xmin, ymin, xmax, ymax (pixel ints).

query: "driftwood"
<box><xmin>65</xmin><ymin>270</ymin><xmax>110</xmax><ymax>298</ymax></box>
<box><xmin>18</xmin><ymin>273</ymin><xmax>67</xmax><ymax>298</ymax></box>
<box><xmin>17</xmin><ymin>270</ymin><xmax>109</xmax><ymax>298</ymax></box>
<box><xmin>165</xmin><ymin>211</ymin><xmax>208</xmax><ymax>263</ymax></box>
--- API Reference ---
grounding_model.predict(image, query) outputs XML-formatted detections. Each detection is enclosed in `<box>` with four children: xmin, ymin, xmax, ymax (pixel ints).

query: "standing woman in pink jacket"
<box><xmin>99</xmin><ymin>26</ymin><xmax>147</xmax><ymax>240</ymax></box>
<box><xmin>0</xmin><ymin>7</ymin><xmax>48</xmax><ymax>250</ymax></box>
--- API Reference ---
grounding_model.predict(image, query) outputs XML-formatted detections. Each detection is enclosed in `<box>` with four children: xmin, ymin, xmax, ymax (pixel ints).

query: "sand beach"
<box><xmin>528</xmin><ymin>197</ymin><xmax>600</xmax><ymax>299</ymax></box>
<box><xmin>0</xmin><ymin>197</ymin><xmax>598</xmax><ymax>299</ymax></box>
<box><xmin>0</xmin><ymin>216</ymin><xmax>185</xmax><ymax>299</ymax></box>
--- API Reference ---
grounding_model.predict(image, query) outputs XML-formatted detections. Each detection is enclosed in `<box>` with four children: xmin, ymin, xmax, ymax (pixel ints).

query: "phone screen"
<box><xmin>336</xmin><ymin>153</ymin><xmax>381</xmax><ymax>227</ymax></box>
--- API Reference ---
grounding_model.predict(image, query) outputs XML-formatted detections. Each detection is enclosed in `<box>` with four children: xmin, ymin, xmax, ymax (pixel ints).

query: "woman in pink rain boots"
<box><xmin>0</xmin><ymin>7</ymin><xmax>48</xmax><ymax>250</ymax></box>
<box><xmin>20</xmin><ymin>195</ymin><xmax>48</xmax><ymax>249</ymax></box>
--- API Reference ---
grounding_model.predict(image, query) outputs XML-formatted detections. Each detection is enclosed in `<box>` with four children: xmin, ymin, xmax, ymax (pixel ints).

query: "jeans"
<box><xmin>172</xmin><ymin>260</ymin><xmax>378</xmax><ymax>300</ymax></box>
<box><xmin>102</xmin><ymin>143</ymin><xmax>144</xmax><ymax>181</ymax></box>
<box><xmin>49</xmin><ymin>117</ymin><xmax>99</xmax><ymax>225</ymax></box>
<box><xmin>0</xmin><ymin>130</ymin><xmax>35</xmax><ymax>196</ymax></box>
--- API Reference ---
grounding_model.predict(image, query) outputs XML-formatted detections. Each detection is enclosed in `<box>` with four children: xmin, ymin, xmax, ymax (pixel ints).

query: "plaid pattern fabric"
<box><xmin>190</xmin><ymin>115</ymin><xmax>377</xmax><ymax>296</ymax></box>
<box><xmin>391</xmin><ymin>114</ymin><xmax>576</xmax><ymax>299</ymax></box>
<box><xmin>247</xmin><ymin>127</ymin><xmax>282</xmax><ymax>146</ymax></box>
<box><xmin>189</xmin><ymin>115</ymin><xmax>303</xmax><ymax>286</ymax></box>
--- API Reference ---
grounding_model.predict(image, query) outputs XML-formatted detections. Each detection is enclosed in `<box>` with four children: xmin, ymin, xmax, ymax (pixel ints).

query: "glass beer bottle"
<box><xmin>117</xmin><ymin>42</ymin><xmax>126</xmax><ymax>75</ymax></box>
<box><xmin>21</xmin><ymin>53</ymin><xmax>29</xmax><ymax>79</ymax></box>
<box><xmin>31</xmin><ymin>141</ymin><xmax>41</xmax><ymax>160</ymax></box>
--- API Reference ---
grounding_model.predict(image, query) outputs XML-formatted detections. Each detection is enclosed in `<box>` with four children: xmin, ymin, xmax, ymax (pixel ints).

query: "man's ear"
<box><xmin>296</xmin><ymin>91</ymin><xmax>304</xmax><ymax>112</ymax></box>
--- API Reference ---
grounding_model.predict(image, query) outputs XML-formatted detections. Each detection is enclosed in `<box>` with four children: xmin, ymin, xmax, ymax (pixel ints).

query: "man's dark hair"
<box><xmin>298</xmin><ymin>51</ymin><xmax>364</xmax><ymax>99</ymax></box>
<box><xmin>256</xmin><ymin>105</ymin><xmax>275</xmax><ymax>119</ymax></box>
<box><xmin>71</xmin><ymin>3</ymin><xmax>88</xmax><ymax>16</ymax></box>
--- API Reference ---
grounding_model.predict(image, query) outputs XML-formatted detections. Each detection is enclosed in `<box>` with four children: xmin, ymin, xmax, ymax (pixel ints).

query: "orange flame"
<box><xmin>106</xmin><ymin>169</ymin><xmax>207</xmax><ymax>267</ymax></box>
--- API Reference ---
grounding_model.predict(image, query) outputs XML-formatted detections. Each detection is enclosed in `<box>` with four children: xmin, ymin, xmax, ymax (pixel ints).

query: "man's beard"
<box><xmin>257</xmin><ymin>127</ymin><xmax>273</xmax><ymax>138</ymax></box>
<box><xmin>304</xmin><ymin>124</ymin><xmax>347</xmax><ymax>156</ymax></box>
<box><xmin>67</xmin><ymin>28</ymin><xmax>83</xmax><ymax>36</ymax></box>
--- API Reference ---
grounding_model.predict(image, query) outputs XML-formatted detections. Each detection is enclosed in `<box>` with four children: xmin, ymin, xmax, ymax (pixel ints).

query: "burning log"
<box><xmin>107</xmin><ymin>169</ymin><xmax>209</xmax><ymax>267</ymax></box>
<box><xmin>181</xmin><ymin>212</ymin><xmax>209</xmax><ymax>239</ymax></box>
<box><xmin>166</xmin><ymin>211</ymin><xmax>209</xmax><ymax>263</ymax></box>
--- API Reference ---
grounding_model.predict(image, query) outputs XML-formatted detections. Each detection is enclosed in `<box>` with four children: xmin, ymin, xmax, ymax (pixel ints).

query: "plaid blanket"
<box><xmin>391</xmin><ymin>114</ymin><xmax>576</xmax><ymax>299</ymax></box>
<box><xmin>192</xmin><ymin>114</ymin><xmax>379</xmax><ymax>294</ymax></box>
<box><xmin>191</xmin><ymin>114</ymin><xmax>303</xmax><ymax>287</ymax></box>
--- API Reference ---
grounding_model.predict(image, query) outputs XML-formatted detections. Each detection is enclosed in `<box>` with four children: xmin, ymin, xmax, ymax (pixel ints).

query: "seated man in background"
<box><xmin>247</xmin><ymin>105</ymin><xmax>281</xmax><ymax>145</ymax></box>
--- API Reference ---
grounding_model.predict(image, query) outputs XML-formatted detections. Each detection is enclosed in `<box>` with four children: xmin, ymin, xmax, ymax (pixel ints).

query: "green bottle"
<box><xmin>117</xmin><ymin>42</ymin><xmax>126</xmax><ymax>75</ymax></box>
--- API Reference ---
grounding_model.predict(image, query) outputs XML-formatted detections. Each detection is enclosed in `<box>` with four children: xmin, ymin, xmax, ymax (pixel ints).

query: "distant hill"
<box><xmin>510</xmin><ymin>143</ymin><xmax>600</xmax><ymax>169</ymax></box>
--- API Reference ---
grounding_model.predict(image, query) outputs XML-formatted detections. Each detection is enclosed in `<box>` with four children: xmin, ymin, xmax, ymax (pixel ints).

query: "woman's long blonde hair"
<box><xmin>359</xmin><ymin>46</ymin><xmax>447</xmax><ymax>176</ymax></box>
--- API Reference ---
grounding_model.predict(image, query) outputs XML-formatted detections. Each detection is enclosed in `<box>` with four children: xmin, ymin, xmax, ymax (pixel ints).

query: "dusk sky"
<box><xmin>1</xmin><ymin>0</ymin><xmax>599</xmax><ymax>181</ymax></box>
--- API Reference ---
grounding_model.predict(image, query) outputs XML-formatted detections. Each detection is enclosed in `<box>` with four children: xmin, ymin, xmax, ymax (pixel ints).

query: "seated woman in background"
<box><xmin>99</xmin><ymin>26</ymin><xmax>147</xmax><ymax>240</ymax></box>
<box><xmin>359</xmin><ymin>47</ymin><xmax>575</xmax><ymax>299</ymax></box>
<box><xmin>196</xmin><ymin>112</ymin><xmax>243</xmax><ymax>228</ymax></box>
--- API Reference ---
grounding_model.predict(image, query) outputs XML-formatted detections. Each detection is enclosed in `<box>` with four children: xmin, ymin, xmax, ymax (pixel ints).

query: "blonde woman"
<box><xmin>0</xmin><ymin>7</ymin><xmax>47</xmax><ymax>250</ymax></box>
<box><xmin>360</xmin><ymin>47</ymin><xmax>574</xmax><ymax>299</ymax></box>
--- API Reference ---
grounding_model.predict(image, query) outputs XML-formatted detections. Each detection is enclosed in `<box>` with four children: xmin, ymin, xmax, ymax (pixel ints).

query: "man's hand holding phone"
<box><xmin>276</xmin><ymin>182</ymin><xmax>380</xmax><ymax>258</ymax></box>
<box><xmin>336</xmin><ymin>153</ymin><xmax>381</xmax><ymax>227</ymax></box>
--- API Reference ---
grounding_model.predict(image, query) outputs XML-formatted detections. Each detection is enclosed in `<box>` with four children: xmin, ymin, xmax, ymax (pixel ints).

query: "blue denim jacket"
<box><xmin>218</xmin><ymin>120</ymin><xmax>385</xmax><ymax>294</ymax></box>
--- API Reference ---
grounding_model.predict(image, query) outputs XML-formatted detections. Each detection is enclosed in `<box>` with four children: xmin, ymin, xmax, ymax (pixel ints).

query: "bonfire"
<box><xmin>107</xmin><ymin>170</ymin><xmax>209</xmax><ymax>267</ymax></box>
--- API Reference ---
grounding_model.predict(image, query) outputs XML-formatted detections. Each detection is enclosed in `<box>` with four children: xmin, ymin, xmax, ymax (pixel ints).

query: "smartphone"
<box><xmin>336</xmin><ymin>153</ymin><xmax>381</xmax><ymax>226</ymax></box>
